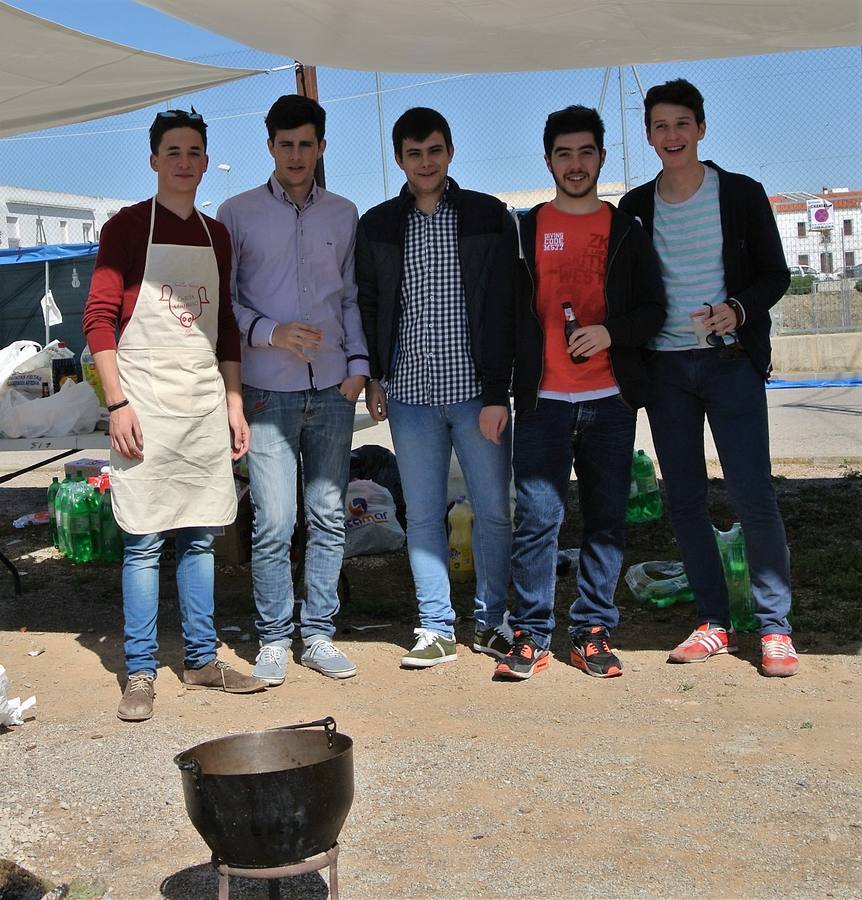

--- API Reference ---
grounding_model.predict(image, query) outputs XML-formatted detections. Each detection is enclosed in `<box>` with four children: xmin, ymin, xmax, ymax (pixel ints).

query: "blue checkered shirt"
<box><xmin>387</xmin><ymin>189</ymin><xmax>480</xmax><ymax>406</ymax></box>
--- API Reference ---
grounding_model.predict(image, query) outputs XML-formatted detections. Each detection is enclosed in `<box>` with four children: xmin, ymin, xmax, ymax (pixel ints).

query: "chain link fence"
<box><xmin>0</xmin><ymin>45</ymin><xmax>860</xmax><ymax>334</ymax></box>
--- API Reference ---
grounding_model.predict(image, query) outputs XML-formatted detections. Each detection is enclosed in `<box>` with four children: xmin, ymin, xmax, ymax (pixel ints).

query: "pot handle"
<box><xmin>173</xmin><ymin>754</ymin><xmax>202</xmax><ymax>790</ymax></box>
<box><xmin>274</xmin><ymin>716</ymin><xmax>337</xmax><ymax>748</ymax></box>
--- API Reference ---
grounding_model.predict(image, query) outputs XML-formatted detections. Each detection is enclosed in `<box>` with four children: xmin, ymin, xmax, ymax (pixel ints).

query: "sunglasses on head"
<box><xmin>156</xmin><ymin>107</ymin><xmax>203</xmax><ymax>122</ymax></box>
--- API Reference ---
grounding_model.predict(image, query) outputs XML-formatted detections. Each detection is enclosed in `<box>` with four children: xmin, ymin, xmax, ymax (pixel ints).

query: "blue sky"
<box><xmin>2</xmin><ymin>1</ymin><xmax>860</xmax><ymax>213</ymax></box>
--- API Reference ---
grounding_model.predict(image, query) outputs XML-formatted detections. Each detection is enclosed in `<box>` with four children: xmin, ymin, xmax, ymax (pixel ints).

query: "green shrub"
<box><xmin>854</xmin><ymin>279</ymin><xmax>862</xmax><ymax>294</ymax></box>
<box><xmin>787</xmin><ymin>274</ymin><xmax>815</xmax><ymax>295</ymax></box>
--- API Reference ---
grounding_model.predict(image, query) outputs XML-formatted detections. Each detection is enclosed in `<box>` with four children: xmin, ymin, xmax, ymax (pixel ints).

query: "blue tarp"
<box><xmin>768</xmin><ymin>378</ymin><xmax>861</xmax><ymax>389</ymax></box>
<box><xmin>0</xmin><ymin>243</ymin><xmax>98</xmax><ymax>266</ymax></box>
<box><xmin>0</xmin><ymin>243</ymin><xmax>99</xmax><ymax>355</ymax></box>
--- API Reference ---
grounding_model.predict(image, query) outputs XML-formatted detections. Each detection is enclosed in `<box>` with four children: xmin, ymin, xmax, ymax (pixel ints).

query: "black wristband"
<box><xmin>107</xmin><ymin>399</ymin><xmax>129</xmax><ymax>413</ymax></box>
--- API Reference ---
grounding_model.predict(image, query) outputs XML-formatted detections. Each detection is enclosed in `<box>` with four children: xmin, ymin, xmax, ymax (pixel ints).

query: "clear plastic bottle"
<box><xmin>714</xmin><ymin>522</ymin><xmax>756</xmax><ymax>632</ymax></box>
<box><xmin>448</xmin><ymin>497</ymin><xmax>474</xmax><ymax>582</ymax></box>
<box><xmin>68</xmin><ymin>474</ymin><xmax>94</xmax><ymax>564</ymax></box>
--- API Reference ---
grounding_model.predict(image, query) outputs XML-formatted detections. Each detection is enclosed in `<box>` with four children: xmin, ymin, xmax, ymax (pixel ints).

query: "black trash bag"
<box><xmin>350</xmin><ymin>444</ymin><xmax>405</xmax><ymax>528</ymax></box>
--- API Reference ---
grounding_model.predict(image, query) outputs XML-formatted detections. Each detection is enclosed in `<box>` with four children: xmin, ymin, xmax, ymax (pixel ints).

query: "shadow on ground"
<box><xmin>161</xmin><ymin>862</ymin><xmax>331</xmax><ymax>898</ymax></box>
<box><xmin>1</xmin><ymin>475</ymin><xmax>860</xmax><ymax>671</ymax></box>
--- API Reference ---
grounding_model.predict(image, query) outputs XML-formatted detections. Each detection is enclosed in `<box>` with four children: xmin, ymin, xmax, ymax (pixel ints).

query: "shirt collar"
<box><xmin>404</xmin><ymin>178</ymin><xmax>453</xmax><ymax>217</ymax></box>
<box><xmin>268</xmin><ymin>174</ymin><xmax>319</xmax><ymax>210</ymax></box>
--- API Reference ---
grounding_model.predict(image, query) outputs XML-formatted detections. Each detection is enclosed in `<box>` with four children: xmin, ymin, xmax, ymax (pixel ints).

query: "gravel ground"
<box><xmin>1</xmin><ymin>461</ymin><xmax>860</xmax><ymax>898</ymax></box>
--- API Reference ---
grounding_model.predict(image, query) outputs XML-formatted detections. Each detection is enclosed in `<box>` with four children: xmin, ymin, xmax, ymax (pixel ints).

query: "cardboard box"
<box><xmin>63</xmin><ymin>457</ymin><xmax>109</xmax><ymax>481</ymax></box>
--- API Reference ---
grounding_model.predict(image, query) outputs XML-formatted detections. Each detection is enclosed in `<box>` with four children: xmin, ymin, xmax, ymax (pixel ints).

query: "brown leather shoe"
<box><xmin>117</xmin><ymin>672</ymin><xmax>155</xmax><ymax>721</ymax></box>
<box><xmin>183</xmin><ymin>659</ymin><xmax>265</xmax><ymax>693</ymax></box>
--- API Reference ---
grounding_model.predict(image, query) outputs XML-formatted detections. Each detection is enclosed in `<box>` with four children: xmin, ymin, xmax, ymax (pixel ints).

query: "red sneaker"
<box><xmin>760</xmin><ymin>634</ymin><xmax>799</xmax><ymax>677</ymax></box>
<box><xmin>668</xmin><ymin>623</ymin><xmax>739</xmax><ymax>663</ymax></box>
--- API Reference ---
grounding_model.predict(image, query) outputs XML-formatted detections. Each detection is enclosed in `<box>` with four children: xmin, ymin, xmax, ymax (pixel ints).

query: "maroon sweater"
<box><xmin>83</xmin><ymin>199</ymin><xmax>241</xmax><ymax>362</ymax></box>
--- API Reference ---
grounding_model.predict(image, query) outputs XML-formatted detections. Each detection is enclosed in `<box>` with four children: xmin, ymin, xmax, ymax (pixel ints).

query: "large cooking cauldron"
<box><xmin>174</xmin><ymin>717</ymin><xmax>353</xmax><ymax>868</ymax></box>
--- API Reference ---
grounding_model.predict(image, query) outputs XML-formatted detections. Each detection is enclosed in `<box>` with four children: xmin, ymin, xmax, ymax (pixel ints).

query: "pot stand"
<box><xmin>212</xmin><ymin>843</ymin><xmax>339</xmax><ymax>900</ymax></box>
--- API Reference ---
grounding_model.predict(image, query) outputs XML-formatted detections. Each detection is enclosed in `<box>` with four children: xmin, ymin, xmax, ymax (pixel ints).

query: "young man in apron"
<box><xmin>84</xmin><ymin>108</ymin><xmax>264</xmax><ymax>722</ymax></box>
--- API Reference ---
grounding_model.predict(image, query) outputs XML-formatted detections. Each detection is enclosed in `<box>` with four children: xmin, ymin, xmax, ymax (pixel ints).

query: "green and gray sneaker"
<box><xmin>400</xmin><ymin>628</ymin><xmax>458</xmax><ymax>668</ymax></box>
<box><xmin>473</xmin><ymin>625</ymin><xmax>513</xmax><ymax>660</ymax></box>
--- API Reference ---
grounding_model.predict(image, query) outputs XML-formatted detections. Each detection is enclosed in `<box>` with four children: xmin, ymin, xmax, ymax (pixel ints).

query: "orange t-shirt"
<box><xmin>535</xmin><ymin>202</ymin><xmax>616</xmax><ymax>393</ymax></box>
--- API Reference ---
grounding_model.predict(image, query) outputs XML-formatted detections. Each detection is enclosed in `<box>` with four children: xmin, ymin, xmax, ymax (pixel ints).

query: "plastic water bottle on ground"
<box><xmin>448</xmin><ymin>497</ymin><xmax>474</xmax><ymax>582</ymax></box>
<box><xmin>68</xmin><ymin>477</ymin><xmax>94</xmax><ymax>563</ymax></box>
<box><xmin>47</xmin><ymin>477</ymin><xmax>60</xmax><ymax>549</ymax></box>
<box><xmin>625</xmin><ymin>561</ymin><xmax>694</xmax><ymax>608</ymax></box>
<box><xmin>87</xmin><ymin>477</ymin><xmax>102</xmax><ymax>560</ymax></box>
<box><xmin>625</xmin><ymin>450</ymin><xmax>663</xmax><ymax>523</ymax></box>
<box><xmin>55</xmin><ymin>474</ymin><xmax>74</xmax><ymax>557</ymax></box>
<box><xmin>714</xmin><ymin>522</ymin><xmax>757</xmax><ymax>632</ymax></box>
<box><xmin>98</xmin><ymin>482</ymin><xmax>123</xmax><ymax>563</ymax></box>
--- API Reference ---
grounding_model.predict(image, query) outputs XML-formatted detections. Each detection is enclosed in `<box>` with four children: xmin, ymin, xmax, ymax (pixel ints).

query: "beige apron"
<box><xmin>111</xmin><ymin>199</ymin><xmax>237</xmax><ymax>534</ymax></box>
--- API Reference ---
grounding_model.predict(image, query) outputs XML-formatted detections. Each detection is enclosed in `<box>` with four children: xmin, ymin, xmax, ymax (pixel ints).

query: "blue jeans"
<box><xmin>387</xmin><ymin>396</ymin><xmax>513</xmax><ymax>638</ymax></box>
<box><xmin>244</xmin><ymin>385</ymin><xmax>355</xmax><ymax>644</ymax></box>
<box><xmin>122</xmin><ymin>527</ymin><xmax>217</xmax><ymax>676</ymax></box>
<box><xmin>646</xmin><ymin>350</ymin><xmax>792</xmax><ymax>636</ymax></box>
<box><xmin>511</xmin><ymin>395</ymin><xmax>636</xmax><ymax>649</ymax></box>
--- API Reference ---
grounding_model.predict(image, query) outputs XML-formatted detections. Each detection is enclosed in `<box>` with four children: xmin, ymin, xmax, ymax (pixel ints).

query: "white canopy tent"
<box><xmin>141</xmin><ymin>0</ymin><xmax>862</xmax><ymax>73</ymax></box>
<box><xmin>0</xmin><ymin>2</ymin><xmax>262</xmax><ymax>139</ymax></box>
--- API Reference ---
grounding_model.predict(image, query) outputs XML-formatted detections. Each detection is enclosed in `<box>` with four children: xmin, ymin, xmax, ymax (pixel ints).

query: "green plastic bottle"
<box><xmin>47</xmin><ymin>477</ymin><xmax>60</xmax><ymax>549</ymax></box>
<box><xmin>56</xmin><ymin>474</ymin><xmax>74</xmax><ymax>557</ymax></box>
<box><xmin>715</xmin><ymin>522</ymin><xmax>757</xmax><ymax>632</ymax></box>
<box><xmin>87</xmin><ymin>477</ymin><xmax>102</xmax><ymax>561</ymax></box>
<box><xmin>98</xmin><ymin>483</ymin><xmax>123</xmax><ymax>564</ymax></box>
<box><xmin>625</xmin><ymin>450</ymin><xmax>663</xmax><ymax>523</ymax></box>
<box><xmin>68</xmin><ymin>472</ymin><xmax>93</xmax><ymax>564</ymax></box>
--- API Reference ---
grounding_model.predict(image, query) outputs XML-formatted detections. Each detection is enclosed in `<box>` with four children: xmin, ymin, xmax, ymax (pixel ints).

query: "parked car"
<box><xmin>836</xmin><ymin>263</ymin><xmax>862</xmax><ymax>280</ymax></box>
<box><xmin>788</xmin><ymin>265</ymin><xmax>839</xmax><ymax>282</ymax></box>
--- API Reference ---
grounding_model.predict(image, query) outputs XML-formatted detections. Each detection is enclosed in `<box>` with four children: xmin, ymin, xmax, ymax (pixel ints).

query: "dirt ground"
<box><xmin>0</xmin><ymin>461</ymin><xmax>860</xmax><ymax>899</ymax></box>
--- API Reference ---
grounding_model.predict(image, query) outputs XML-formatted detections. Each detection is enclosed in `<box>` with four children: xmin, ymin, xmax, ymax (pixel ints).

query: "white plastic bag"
<box><xmin>344</xmin><ymin>479</ymin><xmax>405</xmax><ymax>558</ymax></box>
<box><xmin>0</xmin><ymin>339</ymin><xmax>41</xmax><ymax>385</ymax></box>
<box><xmin>0</xmin><ymin>664</ymin><xmax>36</xmax><ymax>727</ymax></box>
<box><xmin>0</xmin><ymin>378</ymin><xmax>99</xmax><ymax>438</ymax></box>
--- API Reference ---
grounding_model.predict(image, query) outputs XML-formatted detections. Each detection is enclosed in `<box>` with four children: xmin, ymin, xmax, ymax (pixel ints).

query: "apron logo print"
<box><xmin>159</xmin><ymin>284</ymin><xmax>210</xmax><ymax>328</ymax></box>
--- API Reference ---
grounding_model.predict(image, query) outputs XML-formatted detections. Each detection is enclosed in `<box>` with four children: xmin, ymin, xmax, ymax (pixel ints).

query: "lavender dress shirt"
<box><xmin>218</xmin><ymin>176</ymin><xmax>369</xmax><ymax>392</ymax></box>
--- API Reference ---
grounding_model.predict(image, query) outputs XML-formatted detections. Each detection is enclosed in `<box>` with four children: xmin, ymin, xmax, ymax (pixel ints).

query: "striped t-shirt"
<box><xmin>651</xmin><ymin>165</ymin><xmax>727</xmax><ymax>350</ymax></box>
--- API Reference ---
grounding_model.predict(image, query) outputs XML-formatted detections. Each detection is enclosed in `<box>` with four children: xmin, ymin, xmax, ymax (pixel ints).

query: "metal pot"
<box><xmin>174</xmin><ymin>717</ymin><xmax>353</xmax><ymax>868</ymax></box>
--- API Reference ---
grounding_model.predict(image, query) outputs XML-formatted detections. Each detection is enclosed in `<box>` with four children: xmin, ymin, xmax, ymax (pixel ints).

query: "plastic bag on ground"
<box><xmin>0</xmin><ymin>664</ymin><xmax>37</xmax><ymax>727</ymax></box>
<box><xmin>625</xmin><ymin>560</ymin><xmax>694</xmax><ymax>608</ymax></box>
<box><xmin>350</xmin><ymin>444</ymin><xmax>405</xmax><ymax>527</ymax></box>
<box><xmin>0</xmin><ymin>378</ymin><xmax>99</xmax><ymax>439</ymax></box>
<box><xmin>344</xmin><ymin>479</ymin><xmax>405</xmax><ymax>558</ymax></box>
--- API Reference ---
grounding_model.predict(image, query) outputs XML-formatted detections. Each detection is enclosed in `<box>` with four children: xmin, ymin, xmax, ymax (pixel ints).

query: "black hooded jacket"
<box><xmin>511</xmin><ymin>201</ymin><xmax>666</xmax><ymax>413</ymax></box>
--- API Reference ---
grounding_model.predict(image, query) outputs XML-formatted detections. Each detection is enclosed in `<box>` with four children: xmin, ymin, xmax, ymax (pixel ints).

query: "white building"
<box><xmin>495</xmin><ymin>181</ymin><xmax>627</xmax><ymax>211</ymax></box>
<box><xmin>0</xmin><ymin>185</ymin><xmax>136</xmax><ymax>249</ymax></box>
<box><xmin>770</xmin><ymin>188</ymin><xmax>862</xmax><ymax>275</ymax></box>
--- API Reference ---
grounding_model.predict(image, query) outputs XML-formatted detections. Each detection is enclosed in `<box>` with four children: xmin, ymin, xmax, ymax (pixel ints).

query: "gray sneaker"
<box><xmin>301</xmin><ymin>638</ymin><xmax>358</xmax><ymax>679</ymax></box>
<box><xmin>253</xmin><ymin>640</ymin><xmax>290</xmax><ymax>686</ymax></box>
